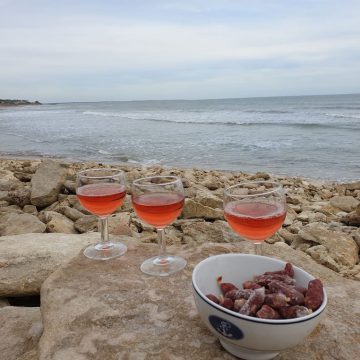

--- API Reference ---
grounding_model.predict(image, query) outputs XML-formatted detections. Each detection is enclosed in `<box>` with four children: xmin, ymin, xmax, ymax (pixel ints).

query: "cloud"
<box><xmin>0</xmin><ymin>1</ymin><xmax>359</xmax><ymax>101</ymax></box>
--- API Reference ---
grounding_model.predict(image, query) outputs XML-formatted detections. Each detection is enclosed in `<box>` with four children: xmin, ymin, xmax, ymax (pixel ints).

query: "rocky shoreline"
<box><xmin>0</xmin><ymin>157</ymin><xmax>359</xmax><ymax>359</ymax></box>
<box><xmin>1</xmin><ymin>158</ymin><xmax>359</xmax><ymax>277</ymax></box>
<box><xmin>0</xmin><ymin>99</ymin><xmax>41</xmax><ymax>107</ymax></box>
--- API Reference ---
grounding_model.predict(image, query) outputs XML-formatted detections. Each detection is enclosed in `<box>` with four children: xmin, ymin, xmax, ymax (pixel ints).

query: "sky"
<box><xmin>0</xmin><ymin>0</ymin><xmax>359</xmax><ymax>102</ymax></box>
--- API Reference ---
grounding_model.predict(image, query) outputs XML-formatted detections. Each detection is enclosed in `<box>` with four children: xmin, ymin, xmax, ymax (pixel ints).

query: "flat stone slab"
<box><xmin>0</xmin><ymin>232</ymin><xmax>120</xmax><ymax>296</ymax></box>
<box><xmin>0</xmin><ymin>306</ymin><xmax>42</xmax><ymax>360</ymax></box>
<box><xmin>39</xmin><ymin>241</ymin><xmax>360</xmax><ymax>360</ymax></box>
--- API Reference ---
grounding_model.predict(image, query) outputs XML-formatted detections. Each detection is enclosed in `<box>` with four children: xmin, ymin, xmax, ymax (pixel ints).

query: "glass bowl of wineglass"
<box><xmin>76</xmin><ymin>168</ymin><xmax>128</xmax><ymax>260</ymax></box>
<box><xmin>132</xmin><ymin>175</ymin><xmax>187</xmax><ymax>276</ymax></box>
<box><xmin>224</xmin><ymin>181</ymin><xmax>286</xmax><ymax>255</ymax></box>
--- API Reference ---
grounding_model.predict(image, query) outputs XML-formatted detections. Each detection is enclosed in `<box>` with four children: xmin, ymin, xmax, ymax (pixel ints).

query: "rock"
<box><xmin>284</xmin><ymin>206</ymin><xmax>297</xmax><ymax>226</ymax></box>
<box><xmin>74</xmin><ymin>215</ymin><xmax>98</xmax><ymax>233</ymax></box>
<box><xmin>341</xmin><ymin>181</ymin><xmax>360</xmax><ymax>191</ymax></box>
<box><xmin>63</xmin><ymin>180</ymin><xmax>76</xmax><ymax>194</ymax></box>
<box><xmin>341</xmin><ymin>211</ymin><xmax>360</xmax><ymax>227</ymax></box>
<box><xmin>212</xmin><ymin>220</ymin><xmax>243</xmax><ymax>243</ymax></box>
<box><xmin>16</xmin><ymin>348</ymin><xmax>38</xmax><ymax>360</ymax></box>
<box><xmin>266</xmin><ymin>233</ymin><xmax>285</xmax><ymax>244</ymax></box>
<box><xmin>330</xmin><ymin>196</ymin><xmax>359</xmax><ymax>212</ymax></box>
<box><xmin>0</xmin><ymin>169</ymin><xmax>17</xmax><ymax>181</ymax></box>
<box><xmin>286</xmin><ymin>194</ymin><xmax>303</xmax><ymax>205</ymax></box>
<box><xmin>58</xmin><ymin>194</ymin><xmax>68</xmax><ymax>201</ymax></box>
<box><xmin>306</xmin><ymin>245</ymin><xmax>341</xmax><ymax>272</ymax></box>
<box><xmin>0</xmin><ymin>307</ymin><xmax>42</xmax><ymax>360</ymax></box>
<box><xmin>201</xmin><ymin>176</ymin><xmax>222</xmax><ymax>190</ymax></box>
<box><xmin>286</xmin><ymin>220</ymin><xmax>303</xmax><ymax>234</ymax></box>
<box><xmin>181</xmin><ymin>220</ymin><xmax>226</xmax><ymax>244</ymax></box>
<box><xmin>41</xmin><ymin>201</ymin><xmax>61</xmax><ymax>213</ymax></box>
<box><xmin>42</xmin><ymin>211</ymin><xmax>77</xmax><ymax>234</ymax></box>
<box><xmin>298</xmin><ymin>223</ymin><xmax>359</xmax><ymax>269</ymax></box>
<box><xmin>318</xmin><ymin>204</ymin><xmax>342</xmax><ymax>217</ymax></box>
<box><xmin>108</xmin><ymin>212</ymin><xmax>132</xmax><ymax>236</ymax></box>
<box><xmin>0</xmin><ymin>232</ymin><xmax>112</xmax><ymax>296</ymax></box>
<box><xmin>72</xmin><ymin>200</ymin><xmax>92</xmax><ymax>215</ymax></box>
<box><xmin>0</xmin><ymin>190</ymin><xmax>9</xmax><ymax>202</ymax></box>
<box><xmin>352</xmin><ymin>228</ymin><xmax>360</xmax><ymax>248</ymax></box>
<box><xmin>61</xmin><ymin>206</ymin><xmax>84</xmax><ymax>221</ymax></box>
<box><xmin>303</xmin><ymin>203</ymin><xmax>324</xmax><ymax>211</ymax></box>
<box><xmin>163</xmin><ymin>225</ymin><xmax>183</xmax><ymax>245</ymax></box>
<box><xmin>0</xmin><ymin>179</ymin><xmax>21</xmax><ymax>191</ymax></box>
<box><xmin>277</xmin><ymin>228</ymin><xmax>311</xmax><ymax>250</ymax></box>
<box><xmin>0</xmin><ymin>206</ymin><xmax>23</xmax><ymax>215</ymax></box>
<box><xmin>250</xmin><ymin>171</ymin><xmax>270</xmax><ymax>180</ymax></box>
<box><xmin>296</xmin><ymin>211</ymin><xmax>312</xmax><ymax>222</ymax></box>
<box><xmin>38</xmin><ymin>241</ymin><xmax>360</xmax><ymax>360</ymax></box>
<box><xmin>296</xmin><ymin>211</ymin><xmax>327</xmax><ymax>223</ymax></box>
<box><xmin>0</xmin><ymin>213</ymin><xmax>46</xmax><ymax>236</ymax></box>
<box><xmin>312</xmin><ymin>212</ymin><xmax>328</xmax><ymax>223</ymax></box>
<box><xmin>7</xmin><ymin>187</ymin><xmax>31</xmax><ymax>207</ymax></box>
<box><xmin>340</xmin><ymin>264</ymin><xmax>360</xmax><ymax>281</ymax></box>
<box><xmin>321</xmin><ymin>189</ymin><xmax>333</xmax><ymax>199</ymax></box>
<box><xmin>195</xmin><ymin>186</ymin><xmax>223</xmax><ymax>209</ymax></box>
<box><xmin>182</xmin><ymin>199</ymin><xmax>223</xmax><ymax>220</ymax></box>
<box><xmin>14</xmin><ymin>172</ymin><xmax>32</xmax><ymax>182</ymax></box>
<box><xmin>116</xmin><ymin>194</ymin><xmax>132</xmax><ymax>212</ymax></box>
<box><xmin>131</xmin><ymin>216</ymin><xmax>155</xmax><ymax>232</ymax></box>
<box><xmin>180</xmin><ymin>219</ymin><xmax>240</xmax><ymax>244</ymax></box>
<box><xmin>0</xmin><ymin>200</ymin><xmax>9</xmax><ymax>207</ymax></box>
<box><xmin>31</xmin><ymin>160</ymin><xmax>67</xmax><ymax>208</ymax></box>
<box><xmin>23</xmin><ymin>204</ymin><xmax>38</xmax><ymax>215</ymax></box>
<box><xmin>138</xmin><ymin>230</ymin><xmax>157</xmax><ymax>243</ymax></box>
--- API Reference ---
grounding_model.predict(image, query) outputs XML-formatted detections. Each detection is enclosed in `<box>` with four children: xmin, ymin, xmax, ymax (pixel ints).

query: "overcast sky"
<box><xmin>1</xmin><ymin>0</ymin><xmax>359</xmax><ymax>102</ymax></box>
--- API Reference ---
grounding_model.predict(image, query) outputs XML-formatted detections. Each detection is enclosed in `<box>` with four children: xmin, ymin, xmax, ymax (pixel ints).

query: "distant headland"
<box><xmin>0</xmin><ymin>99</ymin><xmax>42</xmax><ymax>107</ymax></box>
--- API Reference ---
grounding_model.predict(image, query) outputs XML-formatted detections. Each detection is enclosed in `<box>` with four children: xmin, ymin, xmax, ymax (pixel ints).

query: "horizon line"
<box><xmin>47</xmin><ymin>92</ymin><xmax>360</xmax><ymax>104</ymax></box>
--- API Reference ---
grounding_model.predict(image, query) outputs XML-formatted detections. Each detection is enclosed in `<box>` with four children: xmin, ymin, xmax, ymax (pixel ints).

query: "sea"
<box><xmin>0</xmin><ymin>94</ymin><xmax>359</xmax><ymax>181</ymax></box>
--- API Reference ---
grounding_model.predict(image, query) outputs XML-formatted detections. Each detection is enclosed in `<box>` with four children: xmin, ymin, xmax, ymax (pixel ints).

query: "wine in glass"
<box><xmin>224</xmin><ymin>181</ymin><xmax>286</xmax><ymax>256</ymax></box>
<box><xmin>76</xmin><ymin>168</ymin><xmax>128</xmax><ymax>260</ymax></box>
<box><xmin>132</xmin><ymin>175</ymin><xmax>186</xmax><ymax>276</ymax></box>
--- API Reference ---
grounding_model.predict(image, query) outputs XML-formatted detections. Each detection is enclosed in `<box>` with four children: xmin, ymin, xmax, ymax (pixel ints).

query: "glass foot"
<box><xmin>140</xmin><ymin>255</ymin><xmax>187</xmax><ymax>276</ymax></box>
<box><xmin>83</xmin><ymin>242</ymin><xmax>127</xmax><ymax>260</ymax></box>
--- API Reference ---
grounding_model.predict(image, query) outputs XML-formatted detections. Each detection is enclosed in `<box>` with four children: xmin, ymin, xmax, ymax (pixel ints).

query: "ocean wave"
<box><xmin>82</xmin><ymin>110</ymin><xmax>359</xmax><ymax>129</ymax></box>
<box><xmin>98</xmin><ymin>149</ymin><xmax>111</xmax><ymax>155</ymax></box>
<box><xmin>0</xmin><ymin>131</ymin><xmax>51</xmax><ymax>144</ymax></box>
<box><xmin>325</xmin><ymin>113</ymin><xmax>360</xmax><ymax>120</ymax></box>
<box><xmin>127</xmin><ymin>158</ymin><xmax>160</xmax><ymax>166</ymax></box>
<box><xmin>319</xmin><ymin>106</ymin><xmax>360</xmax><ymax>110</ymax></box>
<box><xmin>83</xmin><ymin>111</ymin><xmax>131</xmax><ymax>119</ymax></box>
<box><xmin>242</xmin><ymin>110</ymin><xmax>293</xmax><ymax>114</ymax></box>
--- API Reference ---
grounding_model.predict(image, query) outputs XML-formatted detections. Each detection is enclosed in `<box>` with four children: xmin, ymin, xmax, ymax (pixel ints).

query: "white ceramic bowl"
<box><xmin>192</xmin><ymin>254</ymin><xmax>327</xmax><ymax>360</ymax></box>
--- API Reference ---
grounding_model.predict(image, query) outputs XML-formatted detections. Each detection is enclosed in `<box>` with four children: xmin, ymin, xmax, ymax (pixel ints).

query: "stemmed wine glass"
<box><xmin>224</xmin><ymin>181</ymin><xmax>286</xmax><ymax>256</ymax></box>
<box><xmin>132</xmin><ymin>175</ymin><xmax>187</xmax><ymax>276</ymax></box>
<box><xmin>76</xmin><ymin>168</ymin><xmax>128</xmax><ymax>260</ymax></box>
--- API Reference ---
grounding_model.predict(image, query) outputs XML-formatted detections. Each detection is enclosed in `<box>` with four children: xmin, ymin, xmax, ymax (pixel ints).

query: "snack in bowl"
<box><xmin>206</xmin><ymin>262</ymin><xmax>324</xmax><ymax>319</ymax></box>
<box><xmin>192</xmin><ymin>254</ymin><xmax>327</xmax><ymax>360</ymax></box>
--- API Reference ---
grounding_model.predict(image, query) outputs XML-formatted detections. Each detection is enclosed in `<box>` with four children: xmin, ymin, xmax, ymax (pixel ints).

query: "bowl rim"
<box><xmin>192</xmin><ymin>253</ymin><xmax>327</xmax><ymax>325</ymax></box>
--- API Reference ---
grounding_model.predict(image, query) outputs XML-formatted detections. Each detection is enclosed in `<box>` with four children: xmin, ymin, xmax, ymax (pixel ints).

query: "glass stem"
<box><xmin>157</xmin><ymin>228</ymin><xmax>166</xmax><ymax>258</ymax></box>
<box><xmin>99</xmin><ymin>217</ymin><xmax>110</xmax><ymax>247</ymax></box>
<box><xmin>255</xmin><ymin>242</ymin><xmax>263</xmax><ymax>256</ymax></box>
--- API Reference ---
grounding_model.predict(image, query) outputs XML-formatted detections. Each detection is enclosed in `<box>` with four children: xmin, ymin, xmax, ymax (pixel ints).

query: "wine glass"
<box><xmin>76</xmin><ymin>168</ymin><xmax>128</xmax><ymax>260</ymax></box>
<box><xmin>224</xmin><ymin>181</ymin><xmax>286</xmax><ymax>256</ymax></box>
<box><xmin>132</xmin><ymin>175</ymin><xmax>187</xmax><ymax>276</ymax></box>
